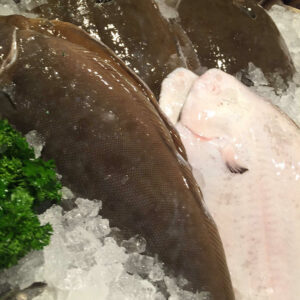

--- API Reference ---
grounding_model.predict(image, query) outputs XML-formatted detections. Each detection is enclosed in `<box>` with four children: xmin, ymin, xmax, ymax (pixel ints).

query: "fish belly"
<box><xmin>160</xmin><ymin>67</ymin><xmax>300</xmax><ymax>300</ymax></box>
<box><xmin>177</xmin><ymin>123</ymin><xmax>300</xmax><ymax>300</ymax></box>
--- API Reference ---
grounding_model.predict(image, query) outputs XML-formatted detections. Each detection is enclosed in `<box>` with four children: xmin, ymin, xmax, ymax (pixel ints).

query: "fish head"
<box><xmin>180</xmin><ymin>69</ymin><xmax>250</xmax><ymax>140</ymax></box>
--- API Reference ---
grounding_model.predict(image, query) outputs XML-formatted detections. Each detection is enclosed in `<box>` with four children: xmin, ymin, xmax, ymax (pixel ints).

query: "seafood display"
<box><xmin>160</xmin><ymin>68</ymin><xmax>300</xmax><ymax>299</ymax></box>
<box><xmin>0</xmin><ymin>15</ymin><xmax>234</xmax><ymax>299</ymax></box>
<box><xmin>0</xmin><ymin>0</ymin><xmax>299</xmax><ymax>299</ymax></box>
<box><xmin>28</xmin><ymin>0</ymin><xmax>295</xmax><ymax>91</ymax></box>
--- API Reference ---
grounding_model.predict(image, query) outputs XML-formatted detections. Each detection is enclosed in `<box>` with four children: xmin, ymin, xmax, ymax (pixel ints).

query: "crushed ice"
<box><xmin>269</xmin><ymin>5</ymin><xmax>300</xmax><ymax>71</ymax></box>
<box><xmin>25</xmin><ymin>130</ymin><xmax>45</xmax><ymax>158</ymax></box>
<box><xmin>0</xmin><ymin>198</ymin><xmax>207</xmax><ymax>300</ymax></box>
<box><xmin>0</xmin><ymin>0</ymin><xmax>46</xmax><ymax>17</ymax></box>
<box><xmin>236</xmin><ymin>5</ymin><xmax>300</xmax><ymax>127</ymax></box>
<box><xmin>238</xmin><ymin>61</ymin><xmax>300</xmax><ymax>127</ymax></box>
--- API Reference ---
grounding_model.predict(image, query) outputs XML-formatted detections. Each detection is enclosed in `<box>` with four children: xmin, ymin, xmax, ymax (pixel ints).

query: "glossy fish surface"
<box><xmin>177</xmin><ymin>0</ymin><xmax>295</xmax><ymax>85</ymax></box>
<box><xmin>0</xmin><ymin>15</ymin><xmax>235</xmax><ymax>299</ymax></box>
<box><xmin>32</xmin><ymin>0</ymin><xmax>188</xmax><ymax>97</ymax></box>
<box><xmin>160</xmin><ymin>68</ymin><xmax>300</xmax><ymax>300</ymax></box>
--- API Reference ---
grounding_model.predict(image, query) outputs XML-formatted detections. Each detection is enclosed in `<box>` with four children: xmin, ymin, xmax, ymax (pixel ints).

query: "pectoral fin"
<box><xmin>221</xmin><ymin>144</ymin><xmax>248</xmax><ymax>174</ymax></box>
<box><xmin>181</xmin><ymin>123</ymin><xmax>248</xmax><ymax>175</ymax></box>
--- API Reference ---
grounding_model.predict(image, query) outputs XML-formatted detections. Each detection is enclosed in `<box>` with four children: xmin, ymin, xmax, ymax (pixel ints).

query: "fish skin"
<box><xmin>160</xmin><ymin>68</ymin><xmax>300</xmax><ymax>300</ymax></box>
<box><xmin>0</xmin><ymin>15</ymin><xmax>235</xmax><ymax>299</ymax></box>
<box><xmin>285</xmin><ymin>0</ymin><xmax>300</xmax><ymax>9</ymax></box>
<box><xmin>258</xmin><ymin>0</ymin><xmax>300</xmax><ymax>9</ymax></box>
<box><xmin>32</xmin><ymin>0</ymin><xmax>190</xmax><ymax>98</ymax></box>
<box><xmin>257</xmin><ymin>0</ymin><xmax>282</xmax><ymax>9</ymax></box>
<box><xmin>177</xmin><ymin>0</ymin><xmax>295</xmax><ymax>87</ymax></box>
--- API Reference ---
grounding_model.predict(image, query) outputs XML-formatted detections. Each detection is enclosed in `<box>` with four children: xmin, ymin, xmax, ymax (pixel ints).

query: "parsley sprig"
<box><xmin>0</xmin><ymin>119</ymin><xmax>61</xmax><ymax>269</ymax></box>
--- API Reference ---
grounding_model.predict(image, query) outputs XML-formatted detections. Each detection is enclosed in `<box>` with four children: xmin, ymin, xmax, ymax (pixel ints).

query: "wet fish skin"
<box><xmin>258</xmin><ymin>0</ymin><xmax>300</xmax><ymax>9</ymax></box>
<box><xmin>32</xmin><ymin>0</ymin><xmax>189</xmax><ymax>98</ymax></box>
<box><xmin>160</xmin><ymin>67</ymin><xmax>300</xmax><ymax>300</ymax></box>
<box><xmin>177</xmin><ymin>0</ymin><xmax>295</xmax><ymax>86</ymax></box>
<box><xmin>0</xmin><ymin>15</ymin><xmax>235</xmax><ymax>299</ymax></box>
<box><xmin>257</xmin><ymin>0</ymin><xmax>282</xmax><ymax>9</ymax></box>
<box><xmin>285</xmin><ymin>0</ymin><xmax>300</xmax><ymax>9</ymax></box>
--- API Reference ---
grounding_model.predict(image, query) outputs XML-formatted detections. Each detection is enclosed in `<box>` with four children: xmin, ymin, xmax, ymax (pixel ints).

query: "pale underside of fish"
<box><xmin>160</xmin><ymin>68</ymin><xmax>300</xmax><ymax>300</ymax></box>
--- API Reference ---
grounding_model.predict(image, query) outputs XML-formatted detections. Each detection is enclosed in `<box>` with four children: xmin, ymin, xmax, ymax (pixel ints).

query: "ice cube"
<box><xmin>84</xmin><ymin>216</ymin><xmax>111</xmax><ymax>239</ymax></box>
<box><xmin>38</xmin><ymin>205</ymin><xmax>63</xmax><ymax>229</ymax></box>
<box><xmin>61</xmin><ymin>186</ymin><xmax>74</xmax><ymax>200</ymax></box>
<box><xmin>97</xmin><ymin>237</ymin><xmax>128</xmax><ymax>265</ymax></box>
<box><xmin>75</xmin><ymin>197</ymin><xmax>101</xmax><ymax>217</ymax></box>
<box><xmin>121</xmin><ymin>234</ymin><xmax>147</xmax><ymax>254</ymax></box>
<box><xmin>25</xmin><ymin>130</ymin><xmax>45</xmax><ymax>158</ymax></box>
<box><xmin>164</xmin><ymin>276</ymin><xmax>209</xmax><ymax>300</ymax></box>
<box><xmin>23</xmin><ymin>0</ymin><xmax>47</xmax><ymax>11</ymax></box>
<box><xmin>1</xmin><ymin>251</ymin><xmax>44</xmax><ymax>290</ymax></box>
<box><xmin>149</xmin><ymin>263</ymin><xmax>165</xmax><ymax>282</ymax></box>
<box><xmin>0</xmin><ymin>2</ymin><xmax>19</xmax><ymax>16</ymax></box>
<box><xmin>247</xmin><ymin>62</ymin><xmax>269</xmax><ymax>86</ymax></box>
<box><xmin>269</xmin><ymin>5</ymin><xmax>300</xmax><ymax>71</ymax></box>
<box><xmin>107</xmin><ymin>273</ymin><xmax>156</xmax><ymax>300</ymax></box>
<box><xmin>125</xmin><ymin>253</ymin><xmax>154</xmax><ymax>276</ymax></box>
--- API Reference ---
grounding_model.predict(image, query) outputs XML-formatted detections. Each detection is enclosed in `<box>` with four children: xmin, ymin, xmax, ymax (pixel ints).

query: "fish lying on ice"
<box><xmin>176</xmin><ymin>0</ymin><xmax>295</xmax><ymax>86</ymax></box>
<box><xmin>160</xmin><ymin>67</ymin><xmax>300</xmax><ymax>299</ymax></box>
<box><xmin>0</xmin><ymin>15</ymin><xmax>235</xmax><ymax>299</ymax></box>
<box><xmin>31</xmin><ymin>0</ymin><xmax>193</xmax><ymax>98</ymax></box>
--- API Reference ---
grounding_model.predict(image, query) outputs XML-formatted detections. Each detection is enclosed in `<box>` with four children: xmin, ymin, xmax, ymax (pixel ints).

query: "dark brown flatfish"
<box><xmin>177</xmin><ymin>0</ymin><xmax>295</xmax><ymax>86</ymax></box>
<box><xmin>0</xmin><ymin>15</ymin><xmax>235</xmax><ymax>299</ymax></box>
<box><xmin>32</xmin><ymin>0</ymin><xmax>189</xmax><ymax>98</ymax></box>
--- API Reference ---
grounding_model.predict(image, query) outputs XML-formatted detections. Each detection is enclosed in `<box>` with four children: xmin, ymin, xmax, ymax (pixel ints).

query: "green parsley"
<box><xmin>0</xmin><ymin>119</ymin><xmax>61</xmax><ymax>269</ymax></box>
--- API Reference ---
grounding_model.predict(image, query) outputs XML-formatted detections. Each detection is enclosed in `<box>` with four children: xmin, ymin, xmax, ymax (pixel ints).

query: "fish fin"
<box><xmin>160</xmin><ymin>68</ymin><xmax>198</xmax><ymax>124</ymax></box>
<box><xmin>225</xmin><ymin>161</ymin><xmax>248</xmax><ymax>174</ymax></box>
<box><xmin>221</xmin><ymin>143</ymin><xmax>249</xmax><ymax>174</ymax></box>
<box><xmin>183</xmin><ymin>124</ymin><xmax>248</xmax><ymax>174</ymax></box>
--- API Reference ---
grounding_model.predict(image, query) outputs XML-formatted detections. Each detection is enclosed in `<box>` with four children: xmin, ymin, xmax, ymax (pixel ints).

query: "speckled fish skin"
<box><xmin>0</xmin><ymin>15</ymin><xmax>235</xmax><ymax>299</ymax></box>
<box><xmin>177</xmin><ymin>0</ymin><xmax>295</xmax><ymax>86</ymax></box>
<box><xmin>32</xmin><ymin>0</ymin><xmax>189</xmax><ymax>98</ymax></box>
<box><xmin>160</xmin><ymin>68</ymin><xmax>300</xmax><ymax>300</ymax></box>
